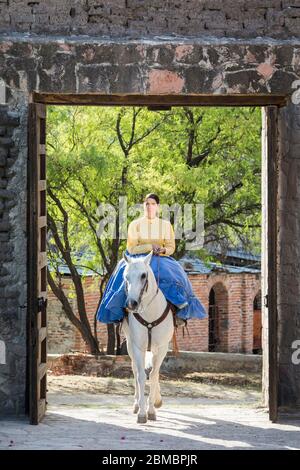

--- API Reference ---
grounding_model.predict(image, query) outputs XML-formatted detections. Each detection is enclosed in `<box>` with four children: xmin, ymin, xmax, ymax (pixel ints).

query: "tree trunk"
<box><xmin>116</xmin><ymin>324</ymin><xmax>121</xmax><ymax>355</ymax></box>
<box><xmin>106</xmin><ymin>324</ymin><xmax>116</xmax><ymax>354</ymax></box>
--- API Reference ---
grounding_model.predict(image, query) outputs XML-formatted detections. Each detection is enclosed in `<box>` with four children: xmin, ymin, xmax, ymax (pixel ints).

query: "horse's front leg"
<box><xmin>132</xmin><ymin>344</ymin><xmax>147</xmax><ymax>423</ymax></box>
<box><xmin>147</xmin><ymin>343</ymin><xmax>168</xmax><ymax>420</ymax></box>
<box><xmin>126</xmin><ymin>338</ymin><xmax>140</xmax><ymax>414</ymax></box>
<box><xmin>132</xmin><ymin>364</ymin><xmax>139</xmax><ymax>414</ymax></box>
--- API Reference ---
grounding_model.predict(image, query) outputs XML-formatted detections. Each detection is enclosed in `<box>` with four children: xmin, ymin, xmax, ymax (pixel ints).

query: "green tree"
<box><xmin>46</xmin><ymin>105</ymin><xmax>261</xmax><ymax>354</ymax></box>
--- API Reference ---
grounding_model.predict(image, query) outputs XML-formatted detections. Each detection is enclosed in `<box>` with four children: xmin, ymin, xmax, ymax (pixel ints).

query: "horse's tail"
<box><xmin>145</xmin><ymin>351</ymin><xmax>153</xmax><ymax>379</ymax></box>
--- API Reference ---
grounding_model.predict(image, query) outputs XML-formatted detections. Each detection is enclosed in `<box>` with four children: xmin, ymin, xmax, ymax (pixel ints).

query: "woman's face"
<box><xmin>144</xmin><ymin>197</ymin><xmax>158</xmax><ymax>218</ymax></box>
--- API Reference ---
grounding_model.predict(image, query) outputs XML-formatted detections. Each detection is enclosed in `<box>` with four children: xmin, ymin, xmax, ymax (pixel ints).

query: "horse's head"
<box><xmin>123</xmin><ymin>251</ymin><xmax>153</xmax><ymax>311</ymax></box>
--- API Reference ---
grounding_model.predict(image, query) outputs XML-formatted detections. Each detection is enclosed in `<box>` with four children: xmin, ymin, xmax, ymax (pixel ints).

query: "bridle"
<box><xmin>124</xmin><ymin>253</ymin><xmax>161</xmax><ymax>310</ymax></box>
<box><xmin>123</xmin><ymin>255</ymin><xmax>177</xmax><ymax>351</ymax></box>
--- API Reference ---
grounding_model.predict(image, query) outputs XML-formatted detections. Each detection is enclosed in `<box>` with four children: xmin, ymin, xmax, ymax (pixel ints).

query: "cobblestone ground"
<box><xmin>0</xmin><ymin>376</ymin><xmax>300</xmax><ymax>450</ymax></box>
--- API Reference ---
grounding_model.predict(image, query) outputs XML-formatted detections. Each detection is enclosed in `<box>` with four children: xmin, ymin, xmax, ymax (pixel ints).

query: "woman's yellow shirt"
<box><xmin>126</xmin><ymin>215</ymin><xmax>175</xmax><ymax>256</ymax></box>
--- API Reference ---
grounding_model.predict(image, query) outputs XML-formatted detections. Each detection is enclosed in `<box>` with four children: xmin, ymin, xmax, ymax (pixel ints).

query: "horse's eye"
<box><xmin>141</xmin><ymin>273</ymin><xmax>146</xmax><ymax>279</ymax></box>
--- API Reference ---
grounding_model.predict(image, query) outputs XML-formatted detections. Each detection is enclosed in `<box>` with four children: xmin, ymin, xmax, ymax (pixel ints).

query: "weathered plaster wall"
<box><xmin>1</xmin><ymin>38</ymin><xmax>300</xmax><ymax>101</ymax></box>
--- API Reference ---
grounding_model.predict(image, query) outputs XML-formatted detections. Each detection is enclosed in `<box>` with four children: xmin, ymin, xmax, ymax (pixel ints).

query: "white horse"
<box><xmin>121</xmin><ymin>250</ymin><xmax>175</xmax><ymax>423</ymax></box>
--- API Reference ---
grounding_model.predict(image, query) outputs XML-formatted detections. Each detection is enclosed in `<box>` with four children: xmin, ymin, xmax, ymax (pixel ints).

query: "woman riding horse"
<box><xmin>97</xmin><ymin>193</ymin><xmax>207</xmax><ymax>325</ymax></box>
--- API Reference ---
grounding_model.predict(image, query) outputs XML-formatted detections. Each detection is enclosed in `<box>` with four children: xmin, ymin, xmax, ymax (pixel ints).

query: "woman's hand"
<box><xmin>152</xmin><ymin>244</ymin><xmax>160</xmax><ymax>255</ymax></box>
<box><xmin>152</xmin><ymin>244</ymin><xmax>166</xmax><ymax>255</ymax></box>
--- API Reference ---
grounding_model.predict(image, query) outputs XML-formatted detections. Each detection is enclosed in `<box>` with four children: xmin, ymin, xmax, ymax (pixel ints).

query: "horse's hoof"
<box><xmin>137</xmin><ymin>414</ymin><xmax>147</xmax><ymax>424</ymax></box>
<box><xmin>154</xmin><ymin>399</ymin><xmax>162</xmax><ymax>409</ymax></box>
<box><xmin>133</xmin><ymin>404</ymin><xmax>139</xmax><ymax>414</ymax></box>
<box><xmin>147</xmin><ymin>412</ymin><xmax>156</xmax><ymax>421</ymax></box>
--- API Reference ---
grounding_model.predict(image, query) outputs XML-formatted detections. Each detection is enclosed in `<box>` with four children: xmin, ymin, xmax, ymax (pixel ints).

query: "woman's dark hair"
<box><xmin>144</xmin><ymin>193</ymin><xmax>160</xmax><ymax>204</ymax></box>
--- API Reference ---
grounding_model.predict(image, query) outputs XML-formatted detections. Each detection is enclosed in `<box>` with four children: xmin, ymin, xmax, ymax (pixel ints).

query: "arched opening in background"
<box><xmin>208</xmin><ymin>283</ymin><xmax>228</xmax><ymax>352</ymax></box>
<box><xmin>253</xmin><ymin>290</ymin><xmax>262</xmax><ymax>354</ymax></box>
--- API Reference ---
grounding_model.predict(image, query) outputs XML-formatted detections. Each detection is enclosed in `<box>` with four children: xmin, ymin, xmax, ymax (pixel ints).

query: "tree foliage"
<box><xmin>46</xmin><ymin>105</ymin><xmax>261</xmax><ymax>353</ymax></box>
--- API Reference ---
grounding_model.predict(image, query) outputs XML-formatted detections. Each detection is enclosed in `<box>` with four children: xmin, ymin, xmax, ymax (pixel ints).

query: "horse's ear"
<box><xmin>123</xmin><ymin>251</ymin><xmax>131</xmax><ymax>264</ymax></box>
<box><xmin>144</xmin><ymin>250</ymin><xmax>153</xmax><ymax>265</ymax></box>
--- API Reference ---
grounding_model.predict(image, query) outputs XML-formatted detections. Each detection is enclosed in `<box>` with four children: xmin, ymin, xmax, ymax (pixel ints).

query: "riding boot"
<box><xmin>176</xmin><ymin>316</ymin><xmax>187</xmax><ymax>327</ymax></box>
<box><xmin>174</xmin><ymin>301</ymin><xmax>188</xmax><ymax>327</ymax></box>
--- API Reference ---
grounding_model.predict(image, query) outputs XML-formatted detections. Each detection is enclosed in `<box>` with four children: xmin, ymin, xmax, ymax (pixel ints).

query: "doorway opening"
<box><xmin>208</xmin><ymin>284</ymin><xmax>229</xmax><ymax>353</ymax></box>
<box><xmin>27</xmin><ymin>93</ymin><xmax>281</xmax><ymax>424</ymax></box>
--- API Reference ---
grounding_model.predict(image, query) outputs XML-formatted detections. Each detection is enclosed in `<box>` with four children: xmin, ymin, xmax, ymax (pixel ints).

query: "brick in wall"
<box><xmin>0</xmin><ymin>1</ymin><xmax>300</xmax><ymax>39</ymax></box>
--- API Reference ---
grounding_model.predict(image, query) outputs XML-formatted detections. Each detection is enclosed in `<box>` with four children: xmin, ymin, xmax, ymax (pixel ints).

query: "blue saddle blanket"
<box><xmin>97</xmin><ymin>250</ymin><xmax>207</xmax><ymax>324</ymax></box>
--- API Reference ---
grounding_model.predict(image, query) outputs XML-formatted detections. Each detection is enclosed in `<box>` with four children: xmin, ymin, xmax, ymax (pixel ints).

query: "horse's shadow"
<box><xmin>5</xmin><ymin>405</ymin><xmax>299</xmax><ymax>450</ymax></box>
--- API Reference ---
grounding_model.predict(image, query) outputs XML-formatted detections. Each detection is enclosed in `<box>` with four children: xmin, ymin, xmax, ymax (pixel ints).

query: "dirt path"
<box><xmin>47</xmin><ymin>373</ymin><xmax>261</xmax><ymax>405</ymax></box>
<box><xmin>1</xmin><ymin>375</ymin><xmax>299</xmax><ymax>450</ymax></box>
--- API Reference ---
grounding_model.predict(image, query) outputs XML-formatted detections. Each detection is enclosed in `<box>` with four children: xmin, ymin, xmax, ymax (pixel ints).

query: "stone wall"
<box><xmin>0</xmin><ymin>1</ymin><xmax>300</xmax><ymax>39</ymax></box>
<box><xmin>47</xmin><ymin>351</ymin><xmax>262</xmax><ymax>377</ymax></box>
<box><xmin>0</xmin><ymin>104</ymin><xmax>27</xmax><ymax>415</ymax></box>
